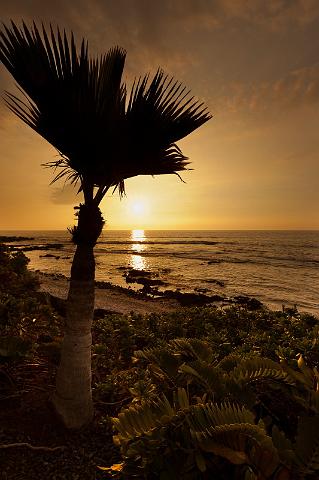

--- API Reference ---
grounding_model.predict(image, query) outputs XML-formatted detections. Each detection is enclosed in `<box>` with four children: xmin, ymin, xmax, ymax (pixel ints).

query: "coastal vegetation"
<box><xmin>0</xmin><ymin>21</ymin><xmax>211</xmax><ymax>428</ymax></box>
<box><xmin>1</xmin><ymin>245</ymin><xmax>319</xmax><ymax>478</ymax></box>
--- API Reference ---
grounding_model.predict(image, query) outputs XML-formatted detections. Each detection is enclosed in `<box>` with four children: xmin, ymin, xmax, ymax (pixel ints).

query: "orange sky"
<box><xmin>0</xmin><ymin>1</ymin><xmax>318</xmax><ymax>230</ymax></box>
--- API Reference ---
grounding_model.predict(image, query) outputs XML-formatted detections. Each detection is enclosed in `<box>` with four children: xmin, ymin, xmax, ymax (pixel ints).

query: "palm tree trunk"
<box><xmin>53</xmin><ymin>203</ymin><xmax>104</xmax><ymax>428</ymax></box>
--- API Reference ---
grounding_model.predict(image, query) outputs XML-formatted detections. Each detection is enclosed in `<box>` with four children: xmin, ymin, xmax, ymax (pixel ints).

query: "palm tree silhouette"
<box><xmin>0</xmin><ymin>22</ymin><xmax>211</xmax><ymax>428</ymax></box>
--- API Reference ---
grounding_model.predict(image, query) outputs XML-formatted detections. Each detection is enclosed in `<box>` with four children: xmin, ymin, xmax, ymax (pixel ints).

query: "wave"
<box><xmin>94</xmin><ymin>247</ymin><xmax>319</xmax><ymax>267</ymax></box>
<box><xmin>97</xmin><ymin>240</ymin><xmax>219</xmax><ymax>246</ymax></box>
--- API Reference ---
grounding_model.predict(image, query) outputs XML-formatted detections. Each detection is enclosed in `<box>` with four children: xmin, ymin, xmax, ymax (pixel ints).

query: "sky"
<box><xmin>0</xmin><ymin>0</ymin><xmax>318</xmax><ymax>230</ymax></box>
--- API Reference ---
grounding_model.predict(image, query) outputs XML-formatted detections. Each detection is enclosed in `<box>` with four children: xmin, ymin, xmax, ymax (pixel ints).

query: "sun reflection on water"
<box><xmin>130</xmin><ymin>230</ymin><xmax>147</xmax><ymax>270</ymax></box>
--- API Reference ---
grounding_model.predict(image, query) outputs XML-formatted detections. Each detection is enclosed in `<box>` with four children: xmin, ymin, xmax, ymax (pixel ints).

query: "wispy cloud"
<box><xmin>215</xmin><ymin>63</ymin><xmax>319</xmax><ymax>115</ymax></box>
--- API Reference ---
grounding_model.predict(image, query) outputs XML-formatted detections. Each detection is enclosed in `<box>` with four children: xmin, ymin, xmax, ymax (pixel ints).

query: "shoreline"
<box><xmin>37</xmin><ymin>271</ymin><xmax>270</xmax><ymax>316</ymax></box>
<box><xmin>37</xmin><ymin>272</ymin><xmax>181</xmax><ymax>315</ymax></box>
<box><xmin>3</xmin><ymin>233</ymin><xmax>317</xmax><ymax>316</ymax></box>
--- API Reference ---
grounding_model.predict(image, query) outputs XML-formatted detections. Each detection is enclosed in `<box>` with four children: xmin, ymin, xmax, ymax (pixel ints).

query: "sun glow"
<box><xmin>128</xmin><ymin>199</ymin><xmax>150</xmax><ymax>219</ymax></box>
<box><xmin>130</xmin><ymin>229</ymin><xmax>147</xmax><ymax>270</ymax></box>
<box><xmin>132</xmin><ymin>201</ymin><xmax>146</xmax><ymax>215</ymax></box>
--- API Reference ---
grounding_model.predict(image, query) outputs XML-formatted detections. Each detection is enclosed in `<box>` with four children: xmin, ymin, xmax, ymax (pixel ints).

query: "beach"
<box><xmin>38</xmin><ymin>272</ymin><xmax>180</xmax><ymax>315</ymax></box>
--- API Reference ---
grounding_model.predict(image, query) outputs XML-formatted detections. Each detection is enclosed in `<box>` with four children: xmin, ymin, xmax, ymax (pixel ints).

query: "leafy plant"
<box><xmin>106</xmin><ymin>340</ymin><xmax>319</xmax><ymax>479</ymax></box>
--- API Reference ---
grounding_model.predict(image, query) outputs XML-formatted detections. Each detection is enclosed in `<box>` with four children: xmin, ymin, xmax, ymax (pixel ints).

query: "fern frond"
<box><xmin>231</xmin><ymin>358</ymin><xmax>296</xmax><ymax>386</ymax></box>
<box><xmin>133</xmin><ymin>346</ymin><xmax>181</xmax><ymax>378</ymax></box>
<box><xmin>169</xmin><ymin>338</ymin><xmax>215</xmax><ymax>362</ymax></box>
<box><xmin>174</xmin><ymin>387</ymin><xmax>190</xmax><ymax>410</ymax></box>
<box><xmin>218</xmin><ymin>353</ymin><xmax>243</xmax><ymax>372</ymax></box>
<box><xmin>179</xmin><ymin>360</ymin><xmax>226</xmax><ymax>399</ymax></box>
<box><xmin>188</xmin><ymin>402</ymin><xmax>280</xmax><ymax>476</ymax></box>
<box><xmin>112</xmin><ymin>394</ymin><xmax>176</xmax><ymax>442</ymax></box>
<box><xmin>189</xmin><ymin>401</ymin><xmax>256</xmax><ymax>431</ymax></box>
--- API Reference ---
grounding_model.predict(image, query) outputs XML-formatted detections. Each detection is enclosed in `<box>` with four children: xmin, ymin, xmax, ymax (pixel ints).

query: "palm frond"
<box><xmin>0</xmin><ymin>21</ymin><xmax>212</xmax><ymax>199</ymax></box>
<box><xmin>127</xmin><ymin>69</ymin><xmax>211</xmax><ymax>144</ymax></box>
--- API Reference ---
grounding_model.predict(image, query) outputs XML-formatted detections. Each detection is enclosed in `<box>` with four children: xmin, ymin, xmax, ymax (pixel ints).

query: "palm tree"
<box><xmin>0</xmin><ymin>21</ymin><xmax>211</xmax><ymax>428</ymax></box>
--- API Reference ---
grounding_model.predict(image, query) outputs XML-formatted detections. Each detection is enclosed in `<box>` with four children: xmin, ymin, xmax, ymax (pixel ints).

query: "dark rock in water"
<box><xmin>126</xmin><ymin>276</ymin><xmax>165</xmax><ymax>287</ymax></box>
<box><xmin>38</xmin><ymin>272</ymin><xmax>68</xmax><ymax>281</ymax></box>
<box><xmin>162</xmin><ymin>289</ymin><xmax>224</xmax><ymax>306</ymax></box>
<box><xmin>124</xmin><ymin>269</ymin><xmax>164</xmax><ymax>288</ymax></box>
<box><xmin>14</xmin><ymin>243</ymin><xmax>64</xmax><ymax>252</ymax></box>
<box><xmin>195</xmin><ymin>287</ymin><xmax>210</xmax><ymax>293</ymax></box>
<box><xmin>160</xmin><ymin>268</ymin><xmax>172</xmax><ymax>274</ymax></box>
<box><xmin>234</xmin><ymin>295</ymin><xmax>263</xmax><ymax>310</ymax></box>
<box><xmin>39</xmin><ymin>253</ymin><xmax>61</xmax><ymax>259</ymax></box>
<box><xmin>205</xmin><ymin>279</ymin><xmax>225</xmax><ymax>287</ymax></box>
<box><xmin>125</xmin><ymin>269</ymin><xmax>153</xmax><ymax>278</ymax></box>
<box><xmin>0</xmin><ymin>235</ymin><xmax>35</xmax><ymax>242</ymax></box>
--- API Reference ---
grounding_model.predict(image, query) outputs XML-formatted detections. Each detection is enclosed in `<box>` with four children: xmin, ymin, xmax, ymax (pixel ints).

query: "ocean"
<box><xmin>1</xmin><ymin>230</ymin><xmax>318</xmax><ymax>315</ymax></box>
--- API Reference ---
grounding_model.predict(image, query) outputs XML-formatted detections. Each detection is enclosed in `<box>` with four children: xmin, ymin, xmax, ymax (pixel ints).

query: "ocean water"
<box><xmin>1</xmin><ymin>230</ymin><xmax>318</xmax><ymax>315</ymax></box>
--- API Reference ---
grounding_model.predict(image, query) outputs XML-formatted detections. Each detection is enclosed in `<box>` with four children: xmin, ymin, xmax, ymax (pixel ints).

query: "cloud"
<box><xmin>1</xmin><ymin>2</ymin><xmax>319</xmax><ymax>130</ymax></box>
<box><xmin>1</xmin><ymin>1</ymin><xmax>318</xmax><ymax>72</ymax></box>
<box><xmin>221</xmin><ymin>0</ymin><xmax>319</xmax><ymax>29</ymax></box>
<box><xmin>214</xmin><ymin>63</ymin><xmax>319</xmax><ymax>115</ymax></box>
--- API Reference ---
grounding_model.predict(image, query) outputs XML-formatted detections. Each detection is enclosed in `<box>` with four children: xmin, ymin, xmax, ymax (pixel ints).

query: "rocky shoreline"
<box><xmin>37</xmin><ymin>271</ymin><xmax>264</xmax><ymax>317</ymax></box>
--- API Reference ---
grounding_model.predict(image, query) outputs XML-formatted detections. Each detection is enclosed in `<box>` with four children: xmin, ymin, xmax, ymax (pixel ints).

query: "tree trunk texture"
<box><xmin>53</xmin><ymin>203</ymin><xmax>104</xmax><ymax>428</ymax></box>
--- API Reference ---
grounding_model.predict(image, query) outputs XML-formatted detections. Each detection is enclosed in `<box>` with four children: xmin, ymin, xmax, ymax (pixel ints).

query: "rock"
<box><xmin>204</xmin><ymin>279</ymin><xmax>225</xmax><ymax>287</ymax></box>
<box><xmin>234</xmin><ymin>295</ymin><xmax>263</xmax><ymax>310</ymax></box>
<box><xmin>124</xmin><ymin>269</ymin><xmax>164</xmax><ymax>288</ymax></box>
<box><xmin>14</xmin><ymin>243</ymin><xmax>64</xmax><ymax>252</ymax></box>
<box><xmin>160</xmin><ymin>268</ymin><xmax>172</xmax><ymax>274</ymax></box>
<box><xmin>125</xmin><ymin>269</ymin><xmax>153</xmax><ymax>278</ymax></box>
<box><xmin>162</xmin><ymin>290</ymin><xmax>224</xmax><ymax>306</ymax></box>
<box><xmin>0</xmin><ymin>235</ymin><xmax>35</xmax><ymax>242</ymax></box>
<box><xmin>126</xmin><ymin>276</ymin><xmax>165</xmax><ymax>287</ymax></box>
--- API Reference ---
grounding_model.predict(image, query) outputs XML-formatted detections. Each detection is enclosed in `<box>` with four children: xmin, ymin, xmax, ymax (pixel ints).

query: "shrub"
<box><xmin>107</xmin><ymin>340</ymin><xmax>319</xmax><ymax>479</ymax></box>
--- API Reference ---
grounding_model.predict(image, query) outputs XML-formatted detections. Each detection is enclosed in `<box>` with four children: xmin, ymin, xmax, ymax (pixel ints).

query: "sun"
<box><xmin>131</xmin><ymin>201</ymin><xmax>146</xmax><ymax>215</ymax></box>
<box><xmin>129</xmin><ymin>199</ymin><xmax>151</xmax><ymax>218</ymax></box>
<box><xmin>124</xmin><ymin>197</ymin><xmax>151</xmax><ymax>227</ymax></box>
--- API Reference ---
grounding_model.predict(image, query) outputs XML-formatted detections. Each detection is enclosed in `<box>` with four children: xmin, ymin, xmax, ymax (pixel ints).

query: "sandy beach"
<box><xmin>38</xmin><ymin>272</ymin><xmax>180</xmax><ymax>315</ymax></box>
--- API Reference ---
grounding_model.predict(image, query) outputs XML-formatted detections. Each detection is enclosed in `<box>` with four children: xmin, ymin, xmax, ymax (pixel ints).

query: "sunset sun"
<box><xmin>128</xmin><ymin>199</ymin><xmax>150</xmax><ymax>218</ymax></box>
<box><xmin>132</xmin><ymin>201</ymin><xmax>146</xmax><ymax>215</ymax></box>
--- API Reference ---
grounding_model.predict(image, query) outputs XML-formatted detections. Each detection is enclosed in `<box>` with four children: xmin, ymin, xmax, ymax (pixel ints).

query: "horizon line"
<box><xmin>0</xmin><ymin>228</ymin><xmax>318</xmax><ymax>232</ymax></box>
